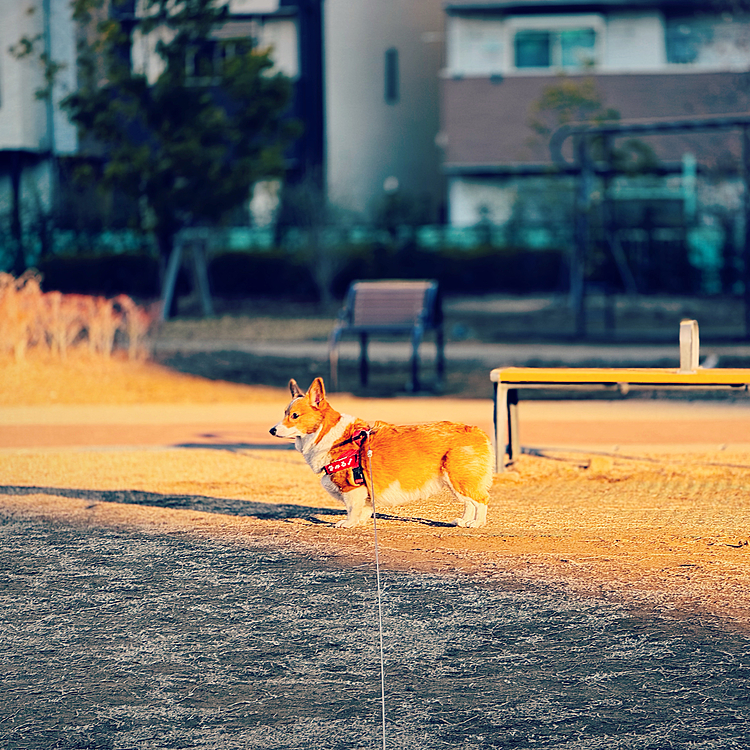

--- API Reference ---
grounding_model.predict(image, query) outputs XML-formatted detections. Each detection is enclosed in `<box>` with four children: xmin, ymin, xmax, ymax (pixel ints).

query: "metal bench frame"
<box><xmin>490</xmin><ymin>320</ymin><xmax>750</xmax><ymax>472</ymax></box>
<box><xmin>328</xmin><ymin>279</ymin><xmax>444</xmax><ymax>392</ymax></box>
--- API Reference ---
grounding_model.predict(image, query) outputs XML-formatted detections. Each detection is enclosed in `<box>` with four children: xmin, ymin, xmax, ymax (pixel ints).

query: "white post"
<box><xmin>679</xmin><ymin>319</ymin><xmax>700</xmax><ymax>372</ymax></box>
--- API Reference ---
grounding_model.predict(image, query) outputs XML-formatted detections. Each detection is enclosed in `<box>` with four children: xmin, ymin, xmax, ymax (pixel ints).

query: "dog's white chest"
<box><xmin>297</xmin><ymin>414</ymin><xmax>357</xmax><ymax>474</ymax></box>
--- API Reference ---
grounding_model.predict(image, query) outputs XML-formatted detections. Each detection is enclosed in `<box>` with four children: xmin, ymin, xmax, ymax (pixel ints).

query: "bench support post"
<box><xmin>494</xmin><ymin>383</ymin><xmax>520</xmax><ymax>472</ymax></box>
<box><xmin>329</xmin><ymin>342</ymin><xmax>339</xmax><ymax>391</ymax></box>
<box><xmin>507</xmin><ymin>387</ymin><xmax>520</xmax><ymax>465</ymax></box>
<box><xmin>493</xmin><ymin>382</ymin><xmax>502</xmax><ymax>472</ymax></box>
<box><xmin>679</xmin><ymin>319</ymin><xmax>700</xmax><ymax>373</ymax></box>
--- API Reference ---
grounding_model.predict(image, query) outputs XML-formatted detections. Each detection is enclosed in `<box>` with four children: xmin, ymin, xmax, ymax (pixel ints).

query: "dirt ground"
<box><xmin>2</xmin><ymin>352</ymin><xmax>750</xmax><ymax>634</ymax></box>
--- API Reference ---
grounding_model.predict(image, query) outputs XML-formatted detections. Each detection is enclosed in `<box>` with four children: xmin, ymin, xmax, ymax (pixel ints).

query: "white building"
<box><xmin>0</xmin><ymin>0</ymin><xmax>448</xmax><ymax>267</ymax></box>
<box><xmin>0</xmin><ymin>0</ymin><xmax>78</xmax><ymax>267</ymax></box>
<box><xmin>133</xmin><ymin>0</ymin><xmax>447</xmax><ymax>223</ymax></box>
<box><xmin>441</xmin><ymin>0</ymin><xmax>750</xmax><ymax>227</ymax></box>
<box><xmin>324</xmin><ymin>0</ymin><xmax>444</xmax><ymax>220</ymax></box>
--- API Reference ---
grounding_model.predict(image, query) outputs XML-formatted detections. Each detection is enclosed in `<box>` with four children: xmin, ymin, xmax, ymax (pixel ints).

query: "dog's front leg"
<box><xmin>320</xmin><ymin>476</ymin><xmax>371</xmax><ymax>528</ymax></box>
<box><xmin>337</xmin><ymin>485</ymin><xmax>372</xmax><ymax>528</ymax></box>
<box><xmin>332</xmin><ymin>484</ymin><xmax>372</xmax><ymax>528</ymax></box>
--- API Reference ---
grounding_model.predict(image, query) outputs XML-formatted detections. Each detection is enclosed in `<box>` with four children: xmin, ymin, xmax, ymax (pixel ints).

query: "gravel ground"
<box><xmin>2</xmin><ymin>515</ymin><xmax>750</xmax><ymax>750</ymax></box>
<box><xmin>3</xmin><ymin>351</ymin><xmax>750</xmax><ymax>749</ymax></box>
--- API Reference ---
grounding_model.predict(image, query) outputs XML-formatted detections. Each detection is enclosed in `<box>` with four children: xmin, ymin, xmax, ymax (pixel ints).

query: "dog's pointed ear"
<box><xmin>289</xmin><ymin>379</ymin><xmax>303</xmax><ymax>398</ymax></box>
<box><xmin>308</xmin><ymin>377</ymin><xmax>326</xmax><ymax>408</ymax></box>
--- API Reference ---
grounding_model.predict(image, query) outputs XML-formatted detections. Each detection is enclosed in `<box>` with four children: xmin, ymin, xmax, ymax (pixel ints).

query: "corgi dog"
<box><xmin>269</xmin><ymin>377</ymin><xmax>493</xmax><ymax>528</ymax></box>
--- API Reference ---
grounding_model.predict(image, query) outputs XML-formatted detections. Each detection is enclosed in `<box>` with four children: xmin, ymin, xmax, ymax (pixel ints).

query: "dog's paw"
<box><xmin>451</xmin><ymin>518</ymin><xmax>468</xmax><ymax>527</ymax></box>
<box><xmin>335</xmin><ymin>518</ymin><xmax>359</xmax><ymax>529</ymax></box>
<box><xmin>465</xmin><ymin>519</ymin><xmax>486</xmax><ymax>528</ymax></box>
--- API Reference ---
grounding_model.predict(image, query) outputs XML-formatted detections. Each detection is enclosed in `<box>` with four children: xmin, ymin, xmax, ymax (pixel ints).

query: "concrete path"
<box><xmin>2</xmin><ymin>398</ymin><xmax>749</xmax><ymax>454</ymax></box>
<box><xmin>152</xmin><ymin>338</ymin><xmax>750</xmax><ymax>367</ymax></box>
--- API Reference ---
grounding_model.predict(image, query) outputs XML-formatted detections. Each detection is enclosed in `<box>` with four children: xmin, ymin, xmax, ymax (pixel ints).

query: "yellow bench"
<box><xmin>490</xmin><ymin>321</ymin><xmax>750</xmax><ymax>472</ymax></box>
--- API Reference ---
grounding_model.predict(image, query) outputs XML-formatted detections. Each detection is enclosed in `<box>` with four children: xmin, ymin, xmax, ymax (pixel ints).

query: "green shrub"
<box><xmin>331</xmin><ymin>244</ymin><xmax>566</xmax><ymax>296</ymax></box>
<box><xmin>34</xmin><ymin>246</ymin><xmax>567</xmax><ymax>302</ymax></box>
<box><xmin>208</xmin><ymin>251</ymin><xmax>318</xmax><ymax>299</ymax></box>
<box><xmin>37</xmin><ymin>254</ymin><xmax>161</xmax><ymax>297</ymax></box>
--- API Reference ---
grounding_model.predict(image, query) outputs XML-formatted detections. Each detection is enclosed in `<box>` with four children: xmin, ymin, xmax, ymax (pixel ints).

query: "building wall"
<box><xmin>131</xmin><ymin>0</ymin><xmax>446</xmax><ymax>223</ymax></box>
<box><xmin>325</xmin><ymin>0</ymin><xmax>444</xmax><ymax>221</ymax></box>
<box><xmin>604</xmin><ymin>11</ymin><xmax>665</xmax><ymax>70</ymax></box>
<box><xmin>0</xmin><ymin>0</ymin><xmax>78</xmax><ymax>154</ymax></box>
<box><xmin>132</xmin><ymin>13</ymin><xmax>300</xmax><ymax>84</ymax></box>
<box><xmin>0</xmin><ymin>0</ymin><xmax>46</xmax><ymax>151</ymax></box>
<box><xmin>444</xmin><ymin>8</ymin><xmax>750</xmax><ymax>78</ymax></box>
<box><xmin>442</xmin><ymin>5</ymin><xmax>750</xmax><ymax>227</ymax></box>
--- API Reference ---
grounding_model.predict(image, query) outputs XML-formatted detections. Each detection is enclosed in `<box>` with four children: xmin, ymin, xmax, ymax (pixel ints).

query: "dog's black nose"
<box><xmin>269</xmin><ymin>426</ymin><xmax>276</xmax><ymax>436</ymax></box>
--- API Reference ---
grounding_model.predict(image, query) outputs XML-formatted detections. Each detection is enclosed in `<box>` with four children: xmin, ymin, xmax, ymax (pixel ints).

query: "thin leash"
<box><xmin>365</xmin><ymin>440</ymin><xmax>388</xmax><ymax>750</ymax></box>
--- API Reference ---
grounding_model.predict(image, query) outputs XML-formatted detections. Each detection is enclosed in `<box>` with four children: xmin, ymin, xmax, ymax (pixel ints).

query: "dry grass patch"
<box><xmin>0</xmin><ymin>351</ymin><xmax>286</xmax><ymax>406</ymax></box>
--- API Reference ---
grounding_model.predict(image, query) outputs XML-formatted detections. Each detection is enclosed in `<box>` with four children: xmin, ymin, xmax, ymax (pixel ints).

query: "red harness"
<box><xmin>323</xmin><ymin>429</ymin><xmax>369</xmax><ymax>486</ymax></box>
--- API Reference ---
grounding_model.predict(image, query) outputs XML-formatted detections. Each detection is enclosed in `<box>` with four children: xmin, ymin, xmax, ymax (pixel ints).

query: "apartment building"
<box><xmin>441</xmin><ymin>0</ymin><xmax>750</xmax><ymax>228</ymax></box>
<box><xmin>133</xmin><ymin>0</ymin><xmax>446</xmax><ymax>223</ymax></box>
<box><xmin>0</xmin><ymin>0</ymin><xmax>78</xmax><ymax>268</ymax></box>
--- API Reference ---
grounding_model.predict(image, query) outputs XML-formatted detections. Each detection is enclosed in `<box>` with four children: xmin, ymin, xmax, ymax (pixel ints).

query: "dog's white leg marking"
<box><xmin>443</xmin><ymin>472</ymin><xmax>488</xmax><ymax>528</ymax></box>
<box><xmin>453</xmin><ymin>497</ymin><xmax>488</xmax><ymax>528</ymax></box>
<box><xmin>467</xmin><ymin>500</ymin><xmax>487</xmax><ymax>528</ymax></box>
<box><xmin>335</xmin><ymin>485</ymin><xmax>371</xmax><ymax>528</ymax></box>
<box><xmin>322</xmin><ymin>476</ymin><xmax>370</xmax><ymax>527</ymax></box>
<box><xmin>452</xmin><ymin>497</ymin><xmax>479</xmax><ymax>528</ymax></box>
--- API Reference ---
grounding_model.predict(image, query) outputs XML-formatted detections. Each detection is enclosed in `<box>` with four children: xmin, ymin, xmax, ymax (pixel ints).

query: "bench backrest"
<box><xmin>345</xmin><ymin>280</ymin><xmax>439</xmax><ymax>329</ymax></box>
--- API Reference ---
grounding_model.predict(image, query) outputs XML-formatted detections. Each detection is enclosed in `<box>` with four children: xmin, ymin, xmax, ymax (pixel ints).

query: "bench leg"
<box><xmin>359</xmin><ymin>332</ymin><xmax>369</xmax><ymax>387</ymax></box>
<box><xmin>494</xmin><ymin>383</ymin><xmax>502</xmax><ymax>472</ymax></box>
<box><xmin>494</xmin><ymin>384</ymin><xmax>520</xmax><ymax>472</ymax></box>
<box><xmin>507</xmin><ymin>387</ymin><xmax>520</xmax><ymax>463</ymax></box>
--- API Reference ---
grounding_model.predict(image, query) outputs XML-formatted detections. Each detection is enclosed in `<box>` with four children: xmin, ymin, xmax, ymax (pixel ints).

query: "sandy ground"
<box><xmin>2</xmin><ymin>353</ymin><xmax>750</xmax><ymax>633</ymax></box>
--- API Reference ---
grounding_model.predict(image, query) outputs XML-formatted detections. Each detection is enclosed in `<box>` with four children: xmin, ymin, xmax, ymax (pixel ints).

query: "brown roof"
<box><xmin>441</xmin><ymin>71</ymin><xmax>750</xmax><ymax>171</ymax></box>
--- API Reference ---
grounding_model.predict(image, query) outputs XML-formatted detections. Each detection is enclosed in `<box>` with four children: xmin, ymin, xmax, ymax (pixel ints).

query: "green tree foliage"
<box><xmin>65</xmin><ymin>0</ymin><xmax>300</xmax><ymax>262</ymax></box>
<box><xmin>528</xmin><ymin>75</ymin><xmax>620</xmax><ymax>138</ymax></box>
<box><xmin>528</xmin><ymin>75</ymin><xmax>656</xmax><ymax>172</ymax></box>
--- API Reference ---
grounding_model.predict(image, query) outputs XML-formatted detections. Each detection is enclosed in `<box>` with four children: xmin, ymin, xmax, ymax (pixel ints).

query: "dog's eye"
<box><xmin>291</xmin><ymin>413</ymin><xmax>299</xmax><ymax>420</ymax></box>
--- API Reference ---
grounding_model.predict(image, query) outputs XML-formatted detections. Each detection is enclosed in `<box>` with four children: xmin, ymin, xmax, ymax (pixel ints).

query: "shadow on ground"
<box><xmin>0</xmin><ymin>485</ymin><xmax>457</xmax><ymax>528</ymax></box>
<box><xmin>0</xmin><ymin>484</ymin><xmax>338</xmax><ymax>521</ymax></box>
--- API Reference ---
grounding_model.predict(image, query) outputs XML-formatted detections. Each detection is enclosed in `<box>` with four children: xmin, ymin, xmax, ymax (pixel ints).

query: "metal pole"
<box><xmin>572</xmin><ymin>136</ymin><xmax>591</xmax><ymax>338</ymax></box>
<box><xmin>602</xmin><ymin>135</ymin><xmax>638</xmax><ymax>296</ymax></box>
<box><xmin>743</xmin><ymin>127</ymin><xmax>750</xmax><ymax>340</ymax></box>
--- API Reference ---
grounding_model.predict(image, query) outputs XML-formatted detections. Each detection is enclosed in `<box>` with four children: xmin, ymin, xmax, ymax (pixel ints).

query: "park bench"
<box><xmin>328</xmin><ymin>279</ymin><xmax>444</xmax><ymax>392</ymax></box>
<box><xmin>490</xmin><ymin>320</ymin><xmax>750</xmax><ymax>472</ymax></box>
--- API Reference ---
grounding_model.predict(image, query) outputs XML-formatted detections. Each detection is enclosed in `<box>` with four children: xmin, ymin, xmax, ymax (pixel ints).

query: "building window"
<box><xmin>186</xmin><ymin>39</ymin><xmax>253</xmax><ymax>85</ymax></box>
<box><xmin>665</xmin><ymin>19</ymin><xmax>709</xmax><ymax>64</ymax></box>
<box><xmin>515</xmin><ymin>30</ymin><xmax>550</xmax><ymax>67</ymax></box>
<box><xmin>514</xmin><ymin>27</ymin><xmax>597</xmax><ymax>69</ymax></box>
<box><xmin>186</xmin><ymin>41</ymin><xmax>221</xmax><ymax>84</ymax></box>
<box><xmin>385</xmin><ymin>47</ymin><xmax>399</xmax><ymax>104</ymax></box>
